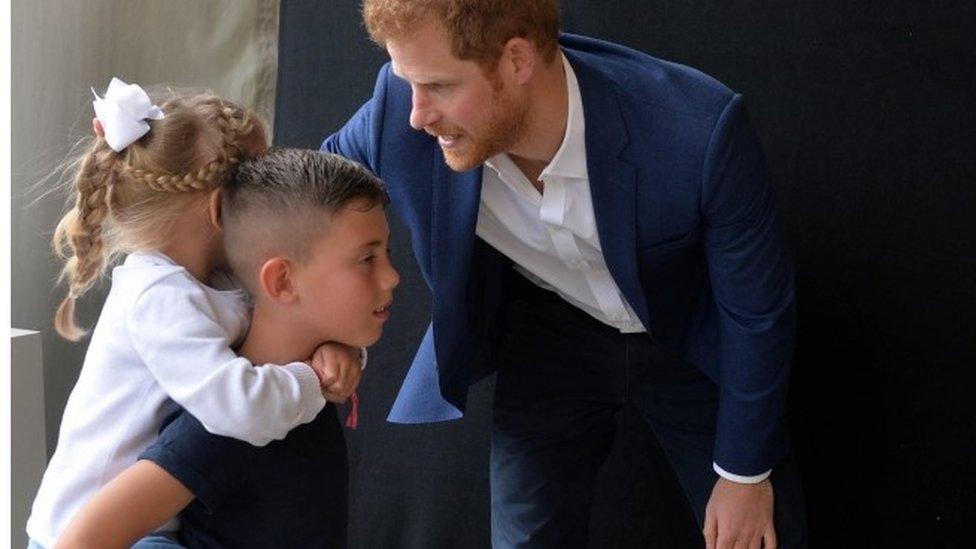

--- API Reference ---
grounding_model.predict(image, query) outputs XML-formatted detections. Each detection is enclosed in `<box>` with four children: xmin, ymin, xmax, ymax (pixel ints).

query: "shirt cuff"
<box><xmin>713</xmin><ymin>463</ymin><xmax>771</xmax><ymax>484</ymax></box>
<box><xmin>283</xmin><ymin>361</ymin><xmax>327</xmax><ymax>423</ymax></box>
<box><xmin>359</xmin><ymin>347</ymin><xmax>368</xmax><ymax>370</ymax></box>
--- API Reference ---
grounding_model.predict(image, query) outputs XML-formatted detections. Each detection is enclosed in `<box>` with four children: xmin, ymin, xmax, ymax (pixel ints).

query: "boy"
<box><xmin>54</xmin><ymin>149</ymin><xmax>399</xmax><ymax>549</ymax></box>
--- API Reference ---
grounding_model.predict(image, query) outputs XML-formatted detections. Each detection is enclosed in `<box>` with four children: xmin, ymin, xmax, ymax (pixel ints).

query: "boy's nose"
<box><xmin>383</xmin><ymin>262</ymin><xmax>401</xmax><ymax>290</ymax></box>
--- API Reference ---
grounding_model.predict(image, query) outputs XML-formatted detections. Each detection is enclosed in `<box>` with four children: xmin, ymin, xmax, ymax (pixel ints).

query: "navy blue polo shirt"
<box><xmin>140</xmin><ymin>404</ymin><xmax>348</xmax><ymax>548</ymax></box>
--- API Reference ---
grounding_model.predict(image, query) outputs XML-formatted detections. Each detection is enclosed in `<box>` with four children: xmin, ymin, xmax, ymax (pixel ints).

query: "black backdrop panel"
<box><xmin>275</xmin><ymin>1</ymin><xmax>976</xmax><ymax>547</ymax></box>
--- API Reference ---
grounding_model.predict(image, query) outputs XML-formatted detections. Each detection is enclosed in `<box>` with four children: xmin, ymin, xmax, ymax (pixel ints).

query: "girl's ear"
<box><xmin>259</xmin><ymin>257</ymin><xmax>297</xmax><ymax>304</ymax></box>
<box><xmin>208</xmin><ymin>189</ymin><xmax>223</xmax><ymax>230</ymax></box>
<box><xmin>92</xmin><ymin>117</ymin><xmax>105</xmax><ymax>138</ymax></box>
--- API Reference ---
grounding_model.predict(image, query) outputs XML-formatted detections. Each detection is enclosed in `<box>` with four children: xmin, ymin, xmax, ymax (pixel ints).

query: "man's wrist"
<box><xmin>713</xmin><ymin>462</ymin><xmax>771</xmax><ymax>484</ymax></box>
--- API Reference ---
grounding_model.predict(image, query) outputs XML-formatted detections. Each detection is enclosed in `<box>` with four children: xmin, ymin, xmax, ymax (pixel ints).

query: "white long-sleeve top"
<box><xmin>27</xmin><ymin>251</ymin><xmax>326</xmax><ymax>547</ymax></box>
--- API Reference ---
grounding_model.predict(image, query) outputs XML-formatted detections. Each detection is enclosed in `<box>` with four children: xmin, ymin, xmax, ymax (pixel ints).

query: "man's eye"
<box><xmin>361</xmin><ymin>255</ymin><xmax>376</xmax><ymax>263</ymax></box>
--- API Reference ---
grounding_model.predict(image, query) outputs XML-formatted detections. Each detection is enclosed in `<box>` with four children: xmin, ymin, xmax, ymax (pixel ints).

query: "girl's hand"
<box><xmin>308</xmin><ymin>342</ymin><xmax>363</xmax><ymax>403</ymax></box>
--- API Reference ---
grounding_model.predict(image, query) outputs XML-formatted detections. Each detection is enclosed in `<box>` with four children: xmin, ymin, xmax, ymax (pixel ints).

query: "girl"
<box><xmin>27</xmin><ymin>79</ymin><xmax>360</xmax><ymax>549</ymax></box>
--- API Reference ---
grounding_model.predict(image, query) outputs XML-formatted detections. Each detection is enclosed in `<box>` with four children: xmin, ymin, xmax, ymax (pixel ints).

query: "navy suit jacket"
<box><xmin>322</xmin><ymin>34</ymin><xmax>795</xmax><ymax>476</ymax></box>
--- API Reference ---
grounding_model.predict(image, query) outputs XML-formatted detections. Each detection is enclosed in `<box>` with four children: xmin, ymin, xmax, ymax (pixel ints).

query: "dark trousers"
<box><xmin>490</xmin><ymin>271</ymin><xmax>807</xmax><ymax>548</ymax></box>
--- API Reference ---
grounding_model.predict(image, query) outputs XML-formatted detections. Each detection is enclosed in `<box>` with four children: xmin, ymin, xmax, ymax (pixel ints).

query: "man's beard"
<box><xmin>429</xmin><ymin>84</ymin><xmax>529</xmax><ymax>172</ymax></box>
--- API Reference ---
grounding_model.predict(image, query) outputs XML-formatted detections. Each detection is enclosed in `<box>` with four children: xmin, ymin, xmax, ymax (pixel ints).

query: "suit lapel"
<box><xmin>569</xmin><ymin>51</ymin><xmax>651</xmax><ymax>327</ymax></box>
<box><xmin>428</xmin><ymin>150</ymin><xmax>483</xmax><ymax>403</ymax></box>
<box><xmin>430</xmin><ymin>149</ymin><xmax>482</xmax><ymax>312</ymax></box>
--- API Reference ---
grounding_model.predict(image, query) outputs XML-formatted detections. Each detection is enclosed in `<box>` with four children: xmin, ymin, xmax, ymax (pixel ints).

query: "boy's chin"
<box><xmin>348</xmin><ymin>329</ymin><xmax>383</xmax><ymax>348</ymax></box>
<box><xmin>359</xmin><ymin>332</ymin><xmax>383</xmax><ymax>347</ymax></box>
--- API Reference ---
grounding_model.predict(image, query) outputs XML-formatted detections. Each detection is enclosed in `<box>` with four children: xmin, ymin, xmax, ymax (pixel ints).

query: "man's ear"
<box><xmin>208</xmin><ymin>188</ymin><xmax>223</xmax><ymax>230</ymax></box>
<box><xmin>503</xmin><ymin>37</ymin><xmax>537</xmax><ymax>85</ymax></box>
<box><xmin>259</xmin><ymin>257</ymin><xmax>298</xmax><ymax>304</ymax></box>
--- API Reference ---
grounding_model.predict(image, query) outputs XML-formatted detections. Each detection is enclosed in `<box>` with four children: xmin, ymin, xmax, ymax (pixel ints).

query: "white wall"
<box><xmin>10</xmin><ymin>0</ymin><xmax>280</xmax><ymax>475</ymax></box>
<box><xmin>10</xmin><ymin>329</ymin><xmax>46</xmax><ymax>549</ymax></box>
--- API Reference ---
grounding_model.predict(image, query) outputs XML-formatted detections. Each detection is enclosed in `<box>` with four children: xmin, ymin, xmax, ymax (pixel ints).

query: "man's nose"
<box><xmin>409</xmin><ymin>91</ymin><xmax>437</xmax><ymax>130</ymax></box>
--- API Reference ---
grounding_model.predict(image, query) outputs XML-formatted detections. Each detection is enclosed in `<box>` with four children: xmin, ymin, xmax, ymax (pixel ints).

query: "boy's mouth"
<box><xmin>373</xmin><ymin>300</ymin><xmax>393</xmax><ymax>319</ymax></box>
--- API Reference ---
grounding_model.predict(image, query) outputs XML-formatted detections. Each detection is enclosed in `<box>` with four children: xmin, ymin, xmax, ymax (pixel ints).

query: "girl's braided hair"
<box><xmin>53</xmin><ymin>92</ymin><xmax>266</xmax><ymax>341</ymax></box>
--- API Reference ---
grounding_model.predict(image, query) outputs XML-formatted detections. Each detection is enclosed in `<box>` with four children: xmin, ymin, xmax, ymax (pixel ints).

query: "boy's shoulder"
<box><xmin>139</xmin><ymin>409</ymin><xmax>251</xmax><ymax>515</ymax></box>
<box><xmin>145</xmin><ymin>405</ymin><xmax>342</xmax><ymax>474</ymax></box>
<box><xmin>141</xmin><ymin>406</ymin><xmax>348</xmax><ymax>547</ymax></box>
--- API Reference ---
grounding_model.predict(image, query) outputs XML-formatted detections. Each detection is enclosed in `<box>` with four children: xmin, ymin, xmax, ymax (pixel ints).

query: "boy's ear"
<box><xmin>259</xmin><ymin>257</ymin><xmax>298</xmax><ymax>304</ymax></box>
<box><xmin>207</xmin><ymin>189</ymin><xmax>223</xmax><ymax>230</ymax></box>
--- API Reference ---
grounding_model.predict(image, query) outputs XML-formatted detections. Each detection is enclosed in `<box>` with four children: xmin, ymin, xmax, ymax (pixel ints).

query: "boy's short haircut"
<box><xmin>222</xmin><ymin>148</ymin><xmax>389</xmax><ymax>295</ymax></box>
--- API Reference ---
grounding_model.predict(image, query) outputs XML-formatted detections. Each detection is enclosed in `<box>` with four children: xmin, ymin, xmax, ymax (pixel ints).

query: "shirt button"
<box><xmin>570</xmin><ymin>258</ymin><xmax>589</xmax><ymax>270</ymax></box>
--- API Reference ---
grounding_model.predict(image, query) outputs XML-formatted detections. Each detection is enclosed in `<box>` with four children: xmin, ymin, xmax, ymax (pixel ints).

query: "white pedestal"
<box><xmin>11</xmin><ymin>329</ymin><xmax>47</xmax><ymax>548</ymax></box>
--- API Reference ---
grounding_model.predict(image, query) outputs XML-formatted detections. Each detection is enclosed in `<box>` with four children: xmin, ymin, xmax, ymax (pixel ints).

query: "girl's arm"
<box><xmin>129</xmin><ymin>273</ymin><xmax>327</xmax><ymax>445</ymax></box>
<box><xmin>54</xmin><ymin>461</ymin><xmax>193</xmax><ymax>549</ymax></box>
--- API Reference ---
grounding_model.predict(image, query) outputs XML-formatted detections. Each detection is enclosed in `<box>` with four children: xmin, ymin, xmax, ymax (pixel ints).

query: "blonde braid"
<box><xmin>50</xmin><ymin>91</ymin><xmax>266</xmax><ymax>342</ymax></box>
<box><xmin>118</xmin><ymin>165</ymin><xmax>222</xmax><ymax>193</ymax></box>
<box><xmin>212</xmin><ymin>98</ymin><xmax>255</xmax><ymax>173</ymax></box>
<box><xmin>115</xmin><ymin>98</ymin><xmax>255</xmax><ymax>193</ymax></box>
<box><xmin>52</xmin><ymin>142</ymin><xmax>117</xmax><ymax>340</ymax></box>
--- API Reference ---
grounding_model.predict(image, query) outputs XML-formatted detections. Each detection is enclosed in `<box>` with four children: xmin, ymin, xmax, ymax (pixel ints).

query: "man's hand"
<box><xmin>307</xmin><ymin>342</ymin><xmax>363</xmax><ymax>404</ymax></box>
<box><xmin>703</xmin><ymin>477</ymin><xmax>776</xmax><ymax>549</ymax></box>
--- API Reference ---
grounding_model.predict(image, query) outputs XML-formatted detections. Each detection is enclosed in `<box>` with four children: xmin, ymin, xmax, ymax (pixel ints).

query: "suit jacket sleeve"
<box><xmin>701</xmin><ymin>94</ymin><xmax>796</xmax><ymax>476</ymax></box>
<box><xmin>320</xmin><ymin>65</ymin><xmax>389</xmax><ymax>172</ymax></box>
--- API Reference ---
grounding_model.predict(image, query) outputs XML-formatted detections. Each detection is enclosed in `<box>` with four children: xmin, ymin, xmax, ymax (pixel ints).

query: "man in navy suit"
<box><xmin>323</xmin><ymin>1</ymin><xmax>806</xmax><ymax>547</ymax></box>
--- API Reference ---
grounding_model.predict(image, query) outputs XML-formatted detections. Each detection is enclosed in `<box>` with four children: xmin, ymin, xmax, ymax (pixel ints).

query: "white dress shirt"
<box><xmin>477</xmin><ymin>53</ymin><xmax>644</xmax><ymax>334</ymax></box>
<box><xmin>475</xmin><ymin>53</ymin><xmax>769</xmax><ymax>484</ymax></box>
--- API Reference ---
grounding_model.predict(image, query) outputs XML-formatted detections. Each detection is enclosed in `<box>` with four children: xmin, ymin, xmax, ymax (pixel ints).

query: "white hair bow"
<box><xmin>91</xmin><ymin>77</ymin><xmax>165</xmax><ymax>152</ymax></box>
